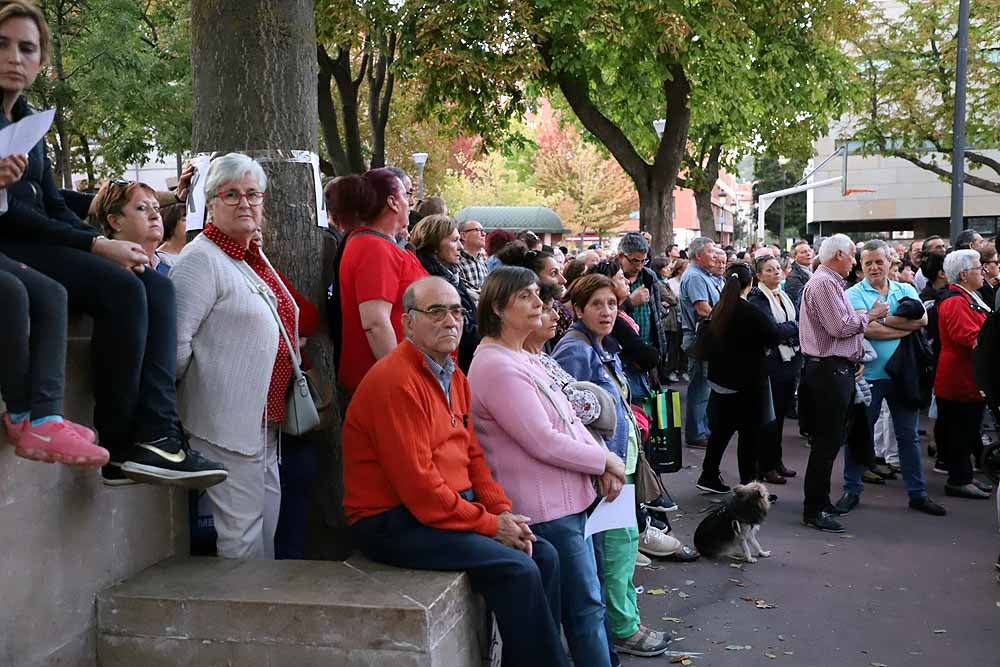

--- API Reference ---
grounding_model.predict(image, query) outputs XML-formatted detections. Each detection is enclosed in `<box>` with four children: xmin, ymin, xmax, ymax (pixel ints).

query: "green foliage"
<box><xmin>437</xmin><ymin>152</ymin><xmax>555</xmax><ymax>212</ymax></box>
<box><xmin>753</xmin><ymin>155</ymin><xmax>809</xmax><ymax>239</ymax></box>
<box><xmin>850</xmin><ymin>0</ymin><xmax>1000</xmax><ymax>191</ymax></box>
<box><xmin>31</xmin><ymin>0</ymin><xmax>191</xmax><ymax>179</ymax></box>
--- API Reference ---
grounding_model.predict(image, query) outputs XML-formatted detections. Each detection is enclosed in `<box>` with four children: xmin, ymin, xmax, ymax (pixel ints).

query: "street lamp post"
<box><xmin>949</xmin><ymin>0</ymin><xmax>971</xmax><ymax>245</ymax></box>
<box><xmin>411</xmin><ymin>152</ymin><xmax>429</xmax><ymax>200</ymax></box>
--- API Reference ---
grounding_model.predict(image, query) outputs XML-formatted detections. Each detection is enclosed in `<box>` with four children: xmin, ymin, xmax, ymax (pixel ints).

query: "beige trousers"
<box><xmin>193</xmin><ymin>423</ymin><xmax>281</xmax><ymax>559</ymax></box>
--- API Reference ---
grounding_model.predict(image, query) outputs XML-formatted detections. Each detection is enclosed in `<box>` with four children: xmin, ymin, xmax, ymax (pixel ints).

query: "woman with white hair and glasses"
<box><xmin>171</xmin><ymin>152</ymin><xmax>302</xmax><ymax>558</ymax></box>
<box><xmin>934</xmin><ymin>249</ymin><xmax>993</xmax><ymax>500</ymax></box>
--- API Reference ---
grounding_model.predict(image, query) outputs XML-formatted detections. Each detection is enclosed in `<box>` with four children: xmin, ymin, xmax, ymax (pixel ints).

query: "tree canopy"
<box><xmin>850</xmin><ymin>0</ymin><xmax>1000</xmax><ymax>193</ymax></box>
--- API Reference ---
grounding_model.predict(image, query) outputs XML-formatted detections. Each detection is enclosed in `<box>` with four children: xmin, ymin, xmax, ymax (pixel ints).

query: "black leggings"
<box><xmin>936</xmin><ymin>398</ymin><xmax>984</xmax><ymax>486</ymax></box>
<box><xmin>0</xmin><ymin>240</ymin><xmax>179</xmax><ymax>458</ymax></box>
<box><xmin>0</xmin><ymin>253</ymin><xmax>68</xmax><ymax>418</ymax></box>
<box><xmin>703</xmin><ymin>390</ymin><xmax>762</xmax><ymax>484</ymax></box>
<box><xmin>759</xmin><ymin>376</ymin><xmax>795</xmax><ymax>473</ymax></box>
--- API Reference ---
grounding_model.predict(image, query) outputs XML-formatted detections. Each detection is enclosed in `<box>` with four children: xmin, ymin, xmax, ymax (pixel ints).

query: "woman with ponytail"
<box><xmin>695</xmin><ymin>262</ymin><xmax>780</xmax><ymax>494</ymax></box>
<box><xmin>332</xmin><ymin>168</ymin><xmax>427</xmax><ymax>396</ymax></box>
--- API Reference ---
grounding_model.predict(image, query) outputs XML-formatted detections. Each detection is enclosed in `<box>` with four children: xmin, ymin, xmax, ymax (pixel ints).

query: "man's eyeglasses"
<box><xmin>216</xmin><ymin>189</ymin><xmax>266</xmax><ymax>207</ymax></box>
<box><xmin>462</xmin><ymin>227</ymin><xmax>486</xmax><ymax>235</ymax></box>
<box><xmin>621</xmin><ymin>255</ymin><xmax>648</xmax><ymax>266</ymax></box>
<box><xmin>409</xmin><ymin>305</ymin><xmax>467</xmax><ymax>322</ymax></box>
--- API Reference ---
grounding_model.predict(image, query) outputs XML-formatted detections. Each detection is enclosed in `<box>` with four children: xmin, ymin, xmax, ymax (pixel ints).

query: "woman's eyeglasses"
<box><xmin>216</xmin><ymin>190</ymin><xmax>266</xmax><ymax>207</ymax></box>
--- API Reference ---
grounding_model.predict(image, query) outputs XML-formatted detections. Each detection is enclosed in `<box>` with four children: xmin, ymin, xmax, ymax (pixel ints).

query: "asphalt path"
<box><xmin>623</xmin><ymin>411</ymin><xmax>1000</xmax><ymax>666</ymax></box>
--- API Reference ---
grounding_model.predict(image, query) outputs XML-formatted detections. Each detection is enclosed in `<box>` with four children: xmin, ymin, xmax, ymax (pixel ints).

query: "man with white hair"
<box><xmin>456</xmin><ymin>219</ymin><xmax>488</xmax><ymax>299</ymax></box>
<box><xmin>678</xmin><ymin>236</ymin><xmax>720</xmax><ymax>447</ymax></box>
<box><xmin>799</xmin><ymin>234</ymin><xmax>888</xmax><ymax>532</ymax></box>
<box><xmin>837</xmin><ymin>240</ymin><xmax>945</xmax><ymax>517</ymax></box>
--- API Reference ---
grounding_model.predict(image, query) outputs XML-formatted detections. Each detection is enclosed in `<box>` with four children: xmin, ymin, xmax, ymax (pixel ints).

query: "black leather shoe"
<box><xmin>776</xmin><ymin>463</ymin><xmax>797</xmax><ymax>478</ymax></box>
<box><xmin>945</xmin><ymin>483</ymin><xmax>990</xmax><ymax>499</ymax></box>
<box><xmin>908</xmin><ymin>497</ymin><xmax>947</xmax><ymax>516</ymax></box>
<box><xmin>833</xmin><ymin>492</ymin><xmax>860</xmax><ymax>514</ymax></box>
<box><xmin>862</xmin><ymin>469</ymin><xmax>886</xmax><ymax>485</ymax></box>
<box><xmin>803</xmin><ymin>512</ymin><xmax>845</xmax><ymax>533</ymax></box>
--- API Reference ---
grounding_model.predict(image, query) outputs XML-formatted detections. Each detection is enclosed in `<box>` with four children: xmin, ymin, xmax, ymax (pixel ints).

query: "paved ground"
<box><xmin>623</xmin><ymin>413</ymin><xmax>1000</xmax><ymax>666</ymax></box>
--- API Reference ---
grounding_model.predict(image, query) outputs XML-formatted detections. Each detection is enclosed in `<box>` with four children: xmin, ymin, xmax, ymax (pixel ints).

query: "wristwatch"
<box><xmin>90</xmin><ymin>235</ymin><xmax>106</xmax><ymax>252</ymax></box>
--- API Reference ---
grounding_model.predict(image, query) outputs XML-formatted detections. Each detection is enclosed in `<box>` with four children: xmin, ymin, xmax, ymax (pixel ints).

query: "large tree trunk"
<box><xmin>191</xmin><ymin>0</ymin><xmax>349</xmax><ymax>560</ymax></box>
<box><xmin>636</xmin><ymin>180</ymin><xmax>675</xmax><ymax>251</ymax></box>
<box><xmin>693</xmin><ymin>188</ymin><xmax>717</xmax><ymax>241</ymax></box>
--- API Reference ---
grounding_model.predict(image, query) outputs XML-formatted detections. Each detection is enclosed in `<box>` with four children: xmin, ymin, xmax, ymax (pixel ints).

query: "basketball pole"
<box><xmin>949</xmin><ymin>0</ymin><xmax>971</xmax><ymax>245</ymax></box>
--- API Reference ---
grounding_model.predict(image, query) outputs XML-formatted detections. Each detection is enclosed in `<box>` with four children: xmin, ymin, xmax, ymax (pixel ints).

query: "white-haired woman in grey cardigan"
<box><xmin>170</xmin><ymin>153</ymin><xmax>299</xmax><ymax>559</ymax></box>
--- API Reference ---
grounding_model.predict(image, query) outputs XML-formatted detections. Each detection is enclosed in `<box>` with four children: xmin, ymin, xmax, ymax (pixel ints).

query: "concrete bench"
<box><xmin>0</xmin><ymin>315</ymin><xmax>187</xmax><ymax>667</ymax></box>
<box><xmin>97</xmin><ymin>556</ymin><xmax>486</xmax><ymax>666</ymax></box>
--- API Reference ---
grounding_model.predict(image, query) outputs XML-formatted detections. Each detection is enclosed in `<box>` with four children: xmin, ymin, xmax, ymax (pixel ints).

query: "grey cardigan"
<box><xmin>170</xmin><ymin>234</ymin><xmax>298</xmax><ymax>454</ymax></box>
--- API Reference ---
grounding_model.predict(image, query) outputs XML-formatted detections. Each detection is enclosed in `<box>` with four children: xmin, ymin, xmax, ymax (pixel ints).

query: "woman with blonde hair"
<box><xmin>410</xmin><ymin>214</ymin><xmax>479</xmax><ymax>370</ymax></box>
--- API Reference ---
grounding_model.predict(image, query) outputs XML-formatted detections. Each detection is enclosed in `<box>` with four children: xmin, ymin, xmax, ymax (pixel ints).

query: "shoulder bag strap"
<box><xmin>225</xmin><ymin>255</ymin><xmax>303</xmax><ymax>375</ymax></box>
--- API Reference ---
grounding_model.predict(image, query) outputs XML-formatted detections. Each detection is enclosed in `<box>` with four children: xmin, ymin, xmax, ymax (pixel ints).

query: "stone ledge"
<box><xmin>97</xmin><ymin>557</ymin><xmax>485</xmax><ymax>667</ymax></box>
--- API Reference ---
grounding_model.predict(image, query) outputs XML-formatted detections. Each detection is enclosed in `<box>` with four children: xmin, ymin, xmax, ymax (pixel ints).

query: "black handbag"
<box><xmin>644</xmin><ymin>389</ymin><xmax>683</xmax><ymax>473</ymax></box>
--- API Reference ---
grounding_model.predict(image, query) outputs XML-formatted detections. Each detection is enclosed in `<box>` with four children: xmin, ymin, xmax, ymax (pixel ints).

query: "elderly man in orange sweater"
<box><xmin>343</xmin><ymin>276</ymin><xmax>569</xmax><ymax>667</ymax></box>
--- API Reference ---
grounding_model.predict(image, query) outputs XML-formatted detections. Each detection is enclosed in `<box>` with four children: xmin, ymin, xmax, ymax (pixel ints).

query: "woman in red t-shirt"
<box><xmin>331</xmin><ymin>169</ymin><xmax>427</xmax><ymax>393</ymax></box>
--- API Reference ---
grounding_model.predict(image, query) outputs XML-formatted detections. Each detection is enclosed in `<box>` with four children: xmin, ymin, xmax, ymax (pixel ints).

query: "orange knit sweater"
<box><xmin>343</xmin><ymin>339</ymin><xmax>512</xmax><ymax>536</ymax></box>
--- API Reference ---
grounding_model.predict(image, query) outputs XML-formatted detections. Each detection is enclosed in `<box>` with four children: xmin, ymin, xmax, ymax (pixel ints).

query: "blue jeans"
<box><xmin>351</xmin><ymin>494</ymin><xmax>569</xmax><ymax>667</ymax></box>
<box><xmin>531</xmin><ymin>512</ymin><xmax>611</xmax><ymax>667</ymax></box>
<box><xmin>844</xmin><ymin>379</ymin><xmax>927</xmax><ymax>499</ymax></box>
<box><xmin>683</xmin><ymin>334</ymin><xmax>711</xmax><ymax>443</ymax></box>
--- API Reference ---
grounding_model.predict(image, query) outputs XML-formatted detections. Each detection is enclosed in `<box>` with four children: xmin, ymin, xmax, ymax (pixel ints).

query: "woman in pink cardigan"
<box><xmin>469</xmin><ymin>266</ymin><xmax>625</xmax><ymax>667</ymax></box>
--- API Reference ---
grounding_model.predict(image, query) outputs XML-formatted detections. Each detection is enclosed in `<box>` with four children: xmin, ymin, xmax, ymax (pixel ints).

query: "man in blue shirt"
<box><xmin>838</xmin><ymin>240</ymin><xmax>945</xmax><ymax>517</ymax></box>
<box><xmin>678</xmin><ymin>236</ymin><xmax>720</xmax><ymax>447</ymax></box>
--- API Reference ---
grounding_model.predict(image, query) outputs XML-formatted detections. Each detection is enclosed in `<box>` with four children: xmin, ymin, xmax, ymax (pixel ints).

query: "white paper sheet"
<box><xmin>184</xmin><ymin>154</ymin><xmax>212</xmax><ymax>231</ymax></box>
<box><xmin>584</xmin><ymin>484</ymin><xmax>637</xmax><ymax>538</ymax></box>
<box><xmin>0</xmin><ymin>108</ymin><xmax>55</xmax><ymax>159</ymax></box>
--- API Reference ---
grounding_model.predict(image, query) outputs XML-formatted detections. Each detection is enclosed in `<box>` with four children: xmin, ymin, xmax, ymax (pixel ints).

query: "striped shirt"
<box><xmin>799</xmin><ymin>265</ymin><xmax>868</xmax><ymax>362</ymax></box>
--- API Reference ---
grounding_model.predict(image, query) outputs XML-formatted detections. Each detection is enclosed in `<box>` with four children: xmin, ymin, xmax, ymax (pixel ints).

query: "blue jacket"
<box><xmin>551</xmin><ymin>321</ymin><xmax>631</xmax><ymax>460</ymax></box>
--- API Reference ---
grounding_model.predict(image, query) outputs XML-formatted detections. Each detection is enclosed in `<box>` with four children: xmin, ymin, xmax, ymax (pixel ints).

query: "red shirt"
<box><xmin>337</xmin><ymin>228</ymin><xmax>427</xmax><ymax>391</ymax></box>
<box><xmin>203</xmin><ymin>224</ymin><xmax>297</xmax><ymax>422</ymax></box>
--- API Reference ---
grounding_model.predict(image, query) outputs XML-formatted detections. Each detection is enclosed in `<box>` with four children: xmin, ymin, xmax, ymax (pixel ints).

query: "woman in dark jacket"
<box><xmin>0</xmin><ymin>3</ymin><xmax>223</xmax><ymax>487</ymax></box>
<box><xmin>695</xmin><ymin>263</ymin><xmax>780</xmax><ymax>494</ymax></box>
<box><xmin>747</xmin><ymin>256</ymin><xmax>800</xmax><ymax>484</ymax></box>
<box><xmin>410</xmin><ymin>214</ymin><xmax>479</xmax><ymax>371</ymax></box>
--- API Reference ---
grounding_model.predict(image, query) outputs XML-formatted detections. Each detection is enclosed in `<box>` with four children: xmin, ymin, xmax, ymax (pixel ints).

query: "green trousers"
<box><xmin>599</xmin><ymin>475</ymin><xmax>641</xmax><ymax>639</ymax></box>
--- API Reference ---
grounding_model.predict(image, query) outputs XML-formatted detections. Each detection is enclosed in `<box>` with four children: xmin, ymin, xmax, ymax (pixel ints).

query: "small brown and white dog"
<box><xmin>693</xmin><ymin>482</ymin><xmax>772</xmax><ymax>563</ymax></box>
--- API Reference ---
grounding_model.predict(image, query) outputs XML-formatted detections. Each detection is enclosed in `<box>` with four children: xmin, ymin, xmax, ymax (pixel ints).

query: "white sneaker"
<box><xmin>638</xmin><ymin>517</ymin><xmax>684</xmax><ymax>557</ymax></box>
<box><xmin>636</xmin><ymin>551</ymin><xmax>652</xmax><ymax>568</ymax></box>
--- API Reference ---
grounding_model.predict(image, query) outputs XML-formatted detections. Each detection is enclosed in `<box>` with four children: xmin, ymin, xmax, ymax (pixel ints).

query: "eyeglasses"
<box><xmin>409</xmin><ymin>305</ymin><xmax>467</xmax><ymax>322</ymax></box>
<box><xmin>621</xmin><ymin>255</ymin><xmax>647</xmax><ymax>265</ymax></box>
<box><xmin>215</xmin><ymin>189</ymin><xmax>266</xmax><ymax>207</ymax></box>
<box><xmin>462</xmin><ymin>228</ymin><xmax>486</xmax><ymax>235</ymax></box>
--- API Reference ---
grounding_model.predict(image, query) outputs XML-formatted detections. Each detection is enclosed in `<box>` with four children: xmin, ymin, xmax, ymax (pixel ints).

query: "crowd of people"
<box><xmin>1</xmin><ymin>3</ymin><xmax>998</xmax><ymax>665</ymax></box>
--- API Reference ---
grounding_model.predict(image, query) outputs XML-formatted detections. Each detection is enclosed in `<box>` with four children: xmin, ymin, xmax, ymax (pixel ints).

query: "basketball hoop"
<box><xmin>844</xmin><ymin>188</ymin><xmax>877</xmax><ymax>196</ymax></box>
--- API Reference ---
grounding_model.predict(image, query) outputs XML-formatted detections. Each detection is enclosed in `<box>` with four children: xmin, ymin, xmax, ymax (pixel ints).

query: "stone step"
<box><xmin>1</xmin><ymin>316</ymin><xmax>187</xmax><ymax>667</ymax></box>
<box><xmin>97</xmin><ymin>556</ymin><xmax>486</xmax><ymax>666</ymax></box>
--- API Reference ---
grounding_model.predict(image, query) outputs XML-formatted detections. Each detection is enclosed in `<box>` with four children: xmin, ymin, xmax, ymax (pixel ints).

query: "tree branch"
<box><xmin>317</xmin><ymin>44</ymin><xmax>349</xmax><ymax>175</ymax></box>
<box><xmin>891</xmin><ymin>150</ymin><xmax>1000</xmax><ymax>194</ymax></box>
<box><xmin>967</xmin><ymin>151</ymin><xmax>1000</xmax><ymax>177</ymax></box>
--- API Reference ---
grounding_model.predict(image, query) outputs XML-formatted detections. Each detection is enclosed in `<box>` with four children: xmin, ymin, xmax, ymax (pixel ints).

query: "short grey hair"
<box><xmin>861</xmin><ymin>239</ymin><xmax>892</xmax><ymax>261</ymax></box>
<box><xmin>205</xmin><ymin>153</ymin><xmax>268</xmax><ymax>200</ymax></box>
<box><xmin>818</xmin><ymin>233</ymin><xmax>855</xmax><ymax>263</ymax></box>
<box><xmin>618</xmin><ymin>232</ymin><xmax>649</xmax><ymax>256</ymax></box>
<box><xmin>688</xmin><ymin>236</ymin><xmax>714</xmax><ymax>260</ymax></box>
<box><xmin>944</xmin><ymin>249</ymin><xmax>981</xmax><ymax>284</ymax></box>
<box><xmin>458</xmin><ymin>219</ymin><xmax>480</xmax><ymax>233</ymax></box>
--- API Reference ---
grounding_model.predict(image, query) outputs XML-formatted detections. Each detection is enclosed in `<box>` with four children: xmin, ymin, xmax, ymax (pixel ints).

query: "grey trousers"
<box><xmin>194</xmin><ymin>423</ymin><xmax>281</xmax><ymax>559</ymax></box>
<box><xmin>0</xmin><ymin>254</ymin><xmax>68</xmax><ymax>417</ymax></box>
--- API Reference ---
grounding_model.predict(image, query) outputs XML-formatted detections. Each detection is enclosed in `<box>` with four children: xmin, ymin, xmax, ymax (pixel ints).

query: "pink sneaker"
<box><xmin>16</xmin><ymin>420</ymin><xmax>109</xmax><ymax>468</ymax></box>
<box><xmin>3</xmin><ymin>414</ymin><xmax>96</xmax><ymax>445</ymax></box>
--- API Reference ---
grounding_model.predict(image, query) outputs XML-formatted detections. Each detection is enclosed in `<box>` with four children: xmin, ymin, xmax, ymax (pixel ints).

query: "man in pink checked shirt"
<box><xmin>798</xmin><ymin>234</ymin><xmax>888</xmax><ymax>533</ymax></box>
